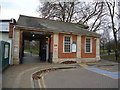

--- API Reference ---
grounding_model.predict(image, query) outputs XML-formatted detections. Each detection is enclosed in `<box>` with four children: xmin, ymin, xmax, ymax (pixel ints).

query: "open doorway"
<box><xmin>20</xmin><ymin>31</ymin><xmax>52</xmax><ymax>64</ymax></box>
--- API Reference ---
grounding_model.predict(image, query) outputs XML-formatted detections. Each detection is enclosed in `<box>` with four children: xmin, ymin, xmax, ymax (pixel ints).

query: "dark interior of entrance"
<box><xmin>20</xmin><ymin>31</ymin><xmax>52</xmax><ymax>64</ymax></box>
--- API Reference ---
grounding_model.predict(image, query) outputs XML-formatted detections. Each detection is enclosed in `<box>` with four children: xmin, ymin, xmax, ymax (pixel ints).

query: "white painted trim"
<box><xmin>63</xmin><ymin>35</ymin><xmax>72</xmax><ymax>53</ymax></box>
<box><xmin>85</xmin><ymin>37</ymin><xmax>92</xmax><ymax>53</ymax></box>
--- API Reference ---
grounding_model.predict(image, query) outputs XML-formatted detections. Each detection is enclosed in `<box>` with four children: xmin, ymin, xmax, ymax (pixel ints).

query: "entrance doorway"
<box><xmin>20</xmin><ymin>31</ymin><xmax>52</xmax><ymax>64</ymax></box>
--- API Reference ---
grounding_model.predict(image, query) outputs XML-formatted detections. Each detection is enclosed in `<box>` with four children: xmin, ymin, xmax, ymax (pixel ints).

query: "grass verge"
<box><xmin>100</xmin><ymin>50</ymin><xmax>114</xmax><ymax>54</ymax></box>
<box><xmin>24</xmin><ymin>49</ymin><xmax>39</xmax><ymax>54</ymax></box>
<box><xmin>101</xmin><ymin>54</ymin><xmax>120</xmax><ymax>63</ymax></box>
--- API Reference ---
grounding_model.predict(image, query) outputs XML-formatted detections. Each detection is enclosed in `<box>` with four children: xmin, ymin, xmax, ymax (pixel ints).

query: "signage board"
<box><xmin>72</xmin><ymin>41</ymin><xmax>76</xmax><ymax>52</ymax></box>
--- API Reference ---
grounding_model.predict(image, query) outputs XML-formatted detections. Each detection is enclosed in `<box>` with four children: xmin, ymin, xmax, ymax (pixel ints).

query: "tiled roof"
<box><xmin>16</xmin><ymin>15</ymin><xmax>100</xmax><ymax>37</ymax></box>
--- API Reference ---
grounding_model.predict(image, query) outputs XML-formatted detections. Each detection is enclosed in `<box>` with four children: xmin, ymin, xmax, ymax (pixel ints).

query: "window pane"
<box><xmin>86</xmin><ymin>47</ymin><xmax>90</xmax><ymax>52</ymax></box>
<box><xmin>86</xmin><ymin>38</ymin><xmax>91</xmax><ymax>52</ymax></box>
<box><xmin>64</xmin><ymin>36</ymin><xmax>71</xmax><ymax>52</ymax></box>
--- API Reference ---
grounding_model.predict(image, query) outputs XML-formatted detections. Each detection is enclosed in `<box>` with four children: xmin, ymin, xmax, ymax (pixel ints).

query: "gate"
<box><xmin>0</xmin><ymin>41</ymin><xmax>10</xmax><ymax>70</ymax></box>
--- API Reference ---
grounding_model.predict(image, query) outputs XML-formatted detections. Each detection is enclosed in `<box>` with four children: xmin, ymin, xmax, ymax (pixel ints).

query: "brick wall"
<box><xmin>9</xmin><ymin>24</ymin><xmax>14</xmax><ymax>38</ymax></box>
<box><xmin>58</xmin><ymin>33</ymin><xmax>77</xmax><ymax>58</ymax></box>
<box><xmin>50</xmin><ymin>36</ymin><xmax>53</xmax><ymax>53</ymax></box>
<box><xmin>81</xmin><ymin>36</ymin><xmax>96</xmax><ymax>58</ymax></box>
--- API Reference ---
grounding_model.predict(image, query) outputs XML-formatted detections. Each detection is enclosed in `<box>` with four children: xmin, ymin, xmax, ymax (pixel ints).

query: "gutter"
<box><xmin>15</xmin><ymin>25</ymin><xmax>101</xmax><ymax>37</ymax></box>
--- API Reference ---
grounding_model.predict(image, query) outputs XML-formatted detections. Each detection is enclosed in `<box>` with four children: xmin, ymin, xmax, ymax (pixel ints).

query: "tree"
<box><xmin>38</xmin><ymin>2</ymin><xmax>77</xmax><ymax>22</ymax></box>
<box><xmin>105</xmin><ymin>0</ymin><xmax>120</xmax><ymax>60</ymax></box>
<box><xmin>117</xmin><ymin>1</ymin><xmax>120</xmax><ymax>54</ymax></box>
<box><xmin>100</xmin><ymin>37</ymin><xmax>107</xmax><ymax>53</ymax></box>
<box><xmin>76</xmin><ymin>2</ymin><xmax>108</xmax><ymax>32</ymax></box>
<box><xmin>37</xmin><ymin>1</ymin><xmax>106</xmax><ymax>32</ymax></box>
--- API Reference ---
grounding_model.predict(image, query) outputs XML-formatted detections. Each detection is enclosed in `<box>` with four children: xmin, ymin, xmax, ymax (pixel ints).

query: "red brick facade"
<box><xmin>58</xmin><ymin>33</ymin><xmax>77</xmax><ymax>58</ymax></box>
<box><xmin>53</xmin><ymin>34</ymin><xmax>97</xmax><ymax>59</ymax></box>
<box><xmin>81</xmin><ymin>36</ymin><xmax>96</xmax><ymax>58</ymax></box>
<box><xmin>9</xmin><ymin>24</ymin><xmax>14</xmax><ymax>38</ymax></box>
<box><xmin>50</xmin><ymin>36</ymin><xmax>53</xmax><ymax>53</ymax></box>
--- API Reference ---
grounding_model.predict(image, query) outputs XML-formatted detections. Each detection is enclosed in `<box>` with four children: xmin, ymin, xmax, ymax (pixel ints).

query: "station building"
<box><xmin>11</xmin><ymin>15</ymin><xmax>101</xmax><ymax>64</ymax></box>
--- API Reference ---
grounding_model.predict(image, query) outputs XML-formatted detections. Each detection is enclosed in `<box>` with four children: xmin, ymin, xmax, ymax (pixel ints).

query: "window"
<box><xmin>85</xmin><ymin>38</ymin><xmax>92</xmax><ymax>53</ymax></box>
<box><xmin>0</xmin><ymin>22</ymin><xmax>9</xmax><ymax>32</ymax></box>
<box><xmin>64</xmin><ymin>36</ymin><xmax>71</xmax><ymax>53</ymax></box>
<box><xmin>118</xmin><ymin>1</ymin><xmax>120</xmax><ymax>6</ymax></box>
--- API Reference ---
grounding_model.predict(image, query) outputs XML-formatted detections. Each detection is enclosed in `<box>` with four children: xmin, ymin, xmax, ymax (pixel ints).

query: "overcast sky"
<box><xmin>0</xmin><ymin>0</ymin><xmax>118</xmax><ymax>21</ymax></box>
<box><xmin>0</xmin><ymin>0</ymin><xmax>97</xmax><ymax>21</ymax></box>
<box><xmin>0</xmin><ymin>0</ymin><xmax>40</xmax><ymax>20</ymax></box>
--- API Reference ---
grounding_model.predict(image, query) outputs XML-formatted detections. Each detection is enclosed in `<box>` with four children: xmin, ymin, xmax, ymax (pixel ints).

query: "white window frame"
<box><xmin>85</xmin><ymin>37</ymin><xmax>92</xmax><ymax>53</ymax></box>
<box><xmin>63</xmin><ymin>35</ymin><xmax>72</xmax><ymax>53</ymax></box>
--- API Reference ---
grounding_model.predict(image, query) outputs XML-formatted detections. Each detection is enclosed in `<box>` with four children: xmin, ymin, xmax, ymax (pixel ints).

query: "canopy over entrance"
<box><xmin>19</xmin><ymin>30</ymin><xmax>52</xmax><ymax>64</ymax></box>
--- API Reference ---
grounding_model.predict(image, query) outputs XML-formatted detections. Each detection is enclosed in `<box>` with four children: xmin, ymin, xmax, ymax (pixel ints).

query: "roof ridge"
<box><xmin>19</xmin><ymin>14</ymin><xmax>88</xmax><ymax>27</ymax></box>
<box><xmin>17</xmin><ymin>15</ymin><xmax>100</xmax><ymax>37</ymax></box>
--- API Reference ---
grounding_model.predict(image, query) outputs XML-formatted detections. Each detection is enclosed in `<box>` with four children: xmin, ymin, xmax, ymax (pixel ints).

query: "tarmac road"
<box><xmin>2</xmin><ymin>63</ymin><xmax>78</xmax><ymax>88</ymax></box>
<box><xmin>2</xmin><ymin>59</ymin><xmax>119</xmax><ymax>88</ymax></box>
<box><xmin>40</xmin><ymin>67</ymin><xmax>119</xmax><ymax>88</ymax></box>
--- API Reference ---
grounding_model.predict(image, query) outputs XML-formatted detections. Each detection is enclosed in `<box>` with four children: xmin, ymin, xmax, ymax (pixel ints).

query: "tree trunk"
<box><xmin>106</xmin><ymin>1</ymin><xmax>118</xmax><ymax>60</ymax></box>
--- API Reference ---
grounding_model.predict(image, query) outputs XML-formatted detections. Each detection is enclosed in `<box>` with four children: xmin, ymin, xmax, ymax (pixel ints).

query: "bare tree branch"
<box><xmin>105</xmin><ymin>0</ymin><xmax>119</xmax><ymax>60</ymax></box>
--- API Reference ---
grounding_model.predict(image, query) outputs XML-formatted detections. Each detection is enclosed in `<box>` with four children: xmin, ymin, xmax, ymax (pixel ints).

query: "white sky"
<box><xmin>0</xmin><ymin>0</ymin><xmax>96</xmax><ymax>21</ymax></box>
<box><xmin>0</xmin><ymin>0</ymin><xmax>40</xmax><ymax>20</ymax></box>
<box><xmin>0</xmin><ymin>0</ymin><xmax>118</xmax><ymax>21</ymax></box>
<box><xmin>0</xmin><ymin>0</ymin><xmax>118</xmax><ymax>38</ymax></box>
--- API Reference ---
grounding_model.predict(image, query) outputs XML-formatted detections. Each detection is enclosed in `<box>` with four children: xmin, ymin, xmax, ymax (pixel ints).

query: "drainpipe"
<box><xmin>11</xmin><ymin>25</ymin><xmax>15</xmax><ymax>65</ymax></box>
<box><xmin>0</xmin><ymin>41</ymin><xmax>2</xmax><ymax>72</ymax></box>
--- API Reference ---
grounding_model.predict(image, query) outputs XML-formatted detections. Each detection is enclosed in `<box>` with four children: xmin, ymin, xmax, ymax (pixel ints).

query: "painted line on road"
<box><xmin>38</xmin><ymin>68</ymin><xmax>78</xmax><ymax>88</ymax></box>
<box><xmin>41</xmin><ymin>75</ymin><xmax>46</xmax><ymax>88</ymax></box>
<box><xmin>80</xmin><ymin>64</ymin><xmax>89</xmax><ymax>68</ymax></box>
<box><xmin>86</xmin><ymin>67</ymin><xmax>120</xmax><ymax>79</ymax></box>
<box><xmin>38</xmin><ymin>79</ymin><xmax>42</xmax><ymax>88</ymax></box>
<box><xmin>87</xmin><ymin>68</ymin><xmax>119</xmax><ymax>75</ymax></box>
<box><xmin>37</xmin><ymin>73</ymin><xmax>48</xmax><ymax>88</ymax></box>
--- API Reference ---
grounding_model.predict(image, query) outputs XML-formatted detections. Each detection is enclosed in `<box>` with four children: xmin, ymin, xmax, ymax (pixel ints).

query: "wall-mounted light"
<box><xmin>70</xmin><ymin>31</ymin><xmax>73</xmax><ymax>34</ymax></box>
<box><xmin>94</xmin><ymin>37</ymin><xmax>97</xmax><ymax>40</ymax></box>
<box><xmin>32</xmin><ymin>34</ymin><xmax>35</xmax><ymax>37</ymax></box>
<box><xmin>46</xmin><ymin>37</ymin><xmax>48</xmax><ymax>38</ymax></box>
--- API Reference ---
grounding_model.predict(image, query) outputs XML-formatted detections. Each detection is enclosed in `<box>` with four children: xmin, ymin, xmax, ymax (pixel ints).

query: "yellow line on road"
<box><xmin>37</xmin><ymin>73</ymin><xmax>48</xmax><ymax>88</ymax></box>
<box><xmin>41</xmin><ymin>74</ymin><xmax>47</xmax><ymax>88</ymax></box>
<box><xmin>79</xmin><ymin>64</ymin><xmax>89</xmax><ymax>68</ymax></box>
<box><xmin>37</xmin><ymin>79</ymin><xmax>42</xmax><ymax>88</ymax></box>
